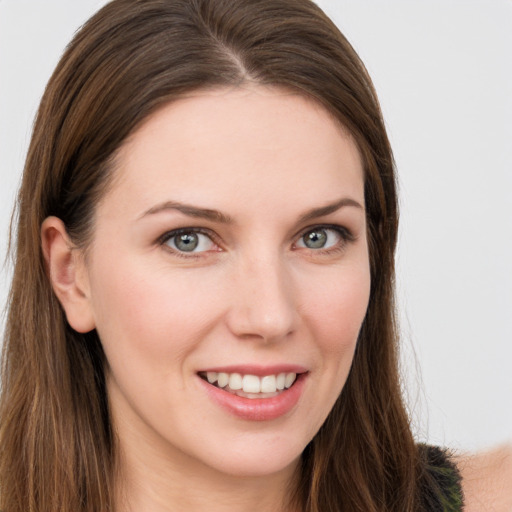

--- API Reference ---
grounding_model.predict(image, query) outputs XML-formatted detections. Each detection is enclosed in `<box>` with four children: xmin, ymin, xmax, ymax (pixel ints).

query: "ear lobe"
<box><xmin>41</xmin><ymin>216</ymin><xmax>96</xmax><ymax>333</ymax></box>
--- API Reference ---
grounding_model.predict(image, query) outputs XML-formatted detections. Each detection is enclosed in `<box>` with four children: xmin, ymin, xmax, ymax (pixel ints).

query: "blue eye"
<box><xmin>296</xmin><ymin>227</ymin><xmax>346</xmax><ymax>250</ymax></box>
<box><xmin>163</xmin><ymin>229</ymin><xmax>215</xmax><ymax>253</ymax></box>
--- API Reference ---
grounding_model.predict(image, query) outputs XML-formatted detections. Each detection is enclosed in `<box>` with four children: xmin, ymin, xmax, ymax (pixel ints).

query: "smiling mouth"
<box><xmin>198</xmin><ymin>371</ymin><xmax>298</xmax><ymax>399</ymax></box>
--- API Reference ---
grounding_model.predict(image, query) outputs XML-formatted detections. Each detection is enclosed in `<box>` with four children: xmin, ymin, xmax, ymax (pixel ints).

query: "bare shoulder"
<box><xmin>456</xmin><ymin>443</ymin><xmax>512</xmax><ymax>512</ymax></box>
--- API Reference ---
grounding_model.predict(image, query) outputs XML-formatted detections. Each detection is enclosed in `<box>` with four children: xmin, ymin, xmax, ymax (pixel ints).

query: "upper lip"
<box><xmin>197</xmin><ymin>364</ymin><xmax>308</xmax><ymax>376</ymax></box>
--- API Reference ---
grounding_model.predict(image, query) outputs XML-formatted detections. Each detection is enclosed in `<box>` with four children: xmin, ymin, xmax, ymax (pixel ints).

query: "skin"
<box><xmin>458</xmin><ymin>443</ymin><xmax>512</xmax><ymax>512</ymax></box>
<box><xmin>42</xmin><ymin>86</ymin><xmax>370</xmax><ymax>512</ymax></box>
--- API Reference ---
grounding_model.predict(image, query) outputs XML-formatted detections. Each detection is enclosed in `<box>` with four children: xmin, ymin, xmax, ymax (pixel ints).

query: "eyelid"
<box><xmin>293</xmin><ymin>224</ymin><xmax>356</xmax><ymax>252</ymax></box>
<box><xmin>157</xmin><ymin>223</ymin><xmax>356</xmax><ymax>258</ymax></box>
<box><xmin>158</xmin><ymin>227</ymin><xmax>222</xmax><ymax>256</ymax></box>
<box><xmin>295</xmin><ymin>223</ymin><xmax>355</xmax><ymax>242</ymax></box>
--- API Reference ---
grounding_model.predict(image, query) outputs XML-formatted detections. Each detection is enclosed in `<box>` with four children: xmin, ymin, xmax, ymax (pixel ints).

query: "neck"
<box><xmin>116</xmin><ymin>444</ymin><xmax>300</xmax><ymax>512</ymax></box>
<box><xmin>113</xmin><ymin>417</ymin><xmax>301</xmax><ymax>512</ymax></box>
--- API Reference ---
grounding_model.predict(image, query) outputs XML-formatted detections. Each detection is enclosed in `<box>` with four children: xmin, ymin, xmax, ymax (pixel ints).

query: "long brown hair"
<box><xmin>1</xmin><ymin>0</ymin><xmax>422</xmax><ymax>510</ymax></box>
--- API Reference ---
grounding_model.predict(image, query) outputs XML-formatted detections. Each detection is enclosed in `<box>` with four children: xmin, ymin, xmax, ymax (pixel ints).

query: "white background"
<box><xmin>1</xmin><ymin>0</ymin><xmax>511</xmax><ymax>451</ymax></box>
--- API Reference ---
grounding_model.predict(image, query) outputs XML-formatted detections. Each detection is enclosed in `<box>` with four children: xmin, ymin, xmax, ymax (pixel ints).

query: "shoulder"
<box><xmin>455</xmin><ymin>442</ymin><xmax>512</xmax><ymax>512</ymax></box>
<box><xmin>417</xmin><ymin>444</ymin><xmax>464</xmax><ymax>512</ymax></box>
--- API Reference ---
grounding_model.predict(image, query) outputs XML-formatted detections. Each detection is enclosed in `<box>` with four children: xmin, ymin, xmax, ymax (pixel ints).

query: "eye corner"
<box><xmin>293</xmin><ymin>224</ymin><xmax>355</xmax><ymax>254</ymax></box>
<box><xmin>157</xmin><ymin>227</ymin><xmax>222</xmax><ymax>257</ymax></box>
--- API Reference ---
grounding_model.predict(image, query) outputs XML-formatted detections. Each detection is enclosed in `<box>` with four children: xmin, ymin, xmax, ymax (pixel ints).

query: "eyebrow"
<box><xmin>140</xmin><ymin>201</ymin><xmax>234</xmax><ymax>224</ymax></box>
<box><xmin>297</xmin><ymin>197</ymin><xmax>364</xmax><ymax>223</ymax></box>
<box><xmin>139</xmin><ymin>197</ymin><xmax>363</xmax><ymax>224</ymax></box>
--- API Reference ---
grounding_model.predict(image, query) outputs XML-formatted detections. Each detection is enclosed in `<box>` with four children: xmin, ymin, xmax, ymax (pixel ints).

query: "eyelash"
<box><xmin>158</xmin><ymin>228</ymin><xmax>220</xmax><ymax>259</ymax></box>
<box><xmin>294</xmin><ymin>224</ymin><xmax>355</xmax><ymax>256</ymax></box>
<box><xmin>157</xmin><ymin>224</ymin><xmax>355</xmax><ymax>258</ymax></box>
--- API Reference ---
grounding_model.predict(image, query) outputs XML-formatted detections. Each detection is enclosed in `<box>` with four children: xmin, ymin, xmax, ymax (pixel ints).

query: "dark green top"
<box><xmin>418</xmin><ymin>444</ymin><xmax>464</xmax><ymax>511</ymax></box>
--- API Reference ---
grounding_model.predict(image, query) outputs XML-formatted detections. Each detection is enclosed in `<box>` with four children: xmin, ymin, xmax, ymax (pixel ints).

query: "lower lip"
<box><xmin>199</xmin><ymin>373</ymin><xmax>307</xmax><ymax>421</ymax></box>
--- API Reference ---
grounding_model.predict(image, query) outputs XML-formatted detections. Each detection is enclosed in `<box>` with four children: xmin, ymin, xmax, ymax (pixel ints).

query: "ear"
<box><xmin>41</xmin><ymin>216</ymin><xmax>96</xmax><ymax>333</ymax></box>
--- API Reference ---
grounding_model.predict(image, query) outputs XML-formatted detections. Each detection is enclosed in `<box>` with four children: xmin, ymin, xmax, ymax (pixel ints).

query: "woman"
<box><xmin>0</xmin><ymin>0</ymin><xmax>483</xmax><ymax>510</ymax></box>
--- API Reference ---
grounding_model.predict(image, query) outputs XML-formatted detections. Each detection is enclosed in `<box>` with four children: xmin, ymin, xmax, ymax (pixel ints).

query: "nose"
<box><xmin>225</xmin><ymin>253</ymin><xmax>298</xmax><ymax>343</ymax></box>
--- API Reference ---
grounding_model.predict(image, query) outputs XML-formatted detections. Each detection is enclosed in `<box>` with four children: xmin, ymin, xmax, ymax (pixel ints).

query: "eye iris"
<box><xmin>303</xmin><ymin>229</ymin><xmax>327</xmax><ymax>249</ymax></box>
<box><xmin>175</xmin><ymin>233</ymin><xmax>199</xmax><ymax>251</ymax></box>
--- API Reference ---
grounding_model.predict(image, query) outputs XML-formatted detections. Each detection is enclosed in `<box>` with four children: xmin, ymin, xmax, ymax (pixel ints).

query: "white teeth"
<box><xmin>242</xmin><ymin>375</ymin><xmax>261</xmax><ymax>393</ymax></box>
<box><xmin>228</xmin><ymin>373</ymin><xmax>243</xmax><ymax>390</ymax></box>
<box><xmin>217</xmin><ymin>372</ymin><xmax>229</xmax><ymax>388</ymax></box>
<box><xmin>202</xmin><ymin>371</ymin><xmax>298</xmax><ymax>394</ymax></box>
<box><xmin>285</xmin><ymin>372</ymin><xmax>296</xmax><ymax>389</ymax></box>
<box><xmin>261</xmin><ymin>375</ymin><xmax>277</xmax><ymax>393</ymax></box>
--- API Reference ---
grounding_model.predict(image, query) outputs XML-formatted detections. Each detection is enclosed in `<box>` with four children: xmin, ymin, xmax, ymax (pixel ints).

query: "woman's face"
<box><xmin>80</xmin><ymin>86</ymin><xmax>370</xmax><ymax>479</ymax></box>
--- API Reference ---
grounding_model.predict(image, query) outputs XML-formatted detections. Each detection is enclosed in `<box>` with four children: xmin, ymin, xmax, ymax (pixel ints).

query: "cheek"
<box><xmin>88</xmin><ymin>256</ymin><xmax>223</xmax><ymax>368</ymax></box>
<box><xmin>292</xmin><ymin>262</ymin><xmax>370</xmax><ymax>438</ymax></box>
<box><xmin>302</xmin><ymin>264</ymin><xmax>370</xmax><ymax>351</ymax></box>
<box><xmin>298</xmin><ymin>260</ymin><xmax>371</xmax><ymax>417</ymax></box>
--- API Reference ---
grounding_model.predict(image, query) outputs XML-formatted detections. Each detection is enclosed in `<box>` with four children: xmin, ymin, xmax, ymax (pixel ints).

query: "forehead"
<box><xmin>101</xmin><ymin>86</ymin><xmax>364</xmax><ymax>220</ymax></box>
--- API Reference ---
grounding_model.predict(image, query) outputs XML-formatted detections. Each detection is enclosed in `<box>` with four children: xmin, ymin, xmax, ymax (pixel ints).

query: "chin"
<box><xmin>211</xmin><ymin>450</ymin><xmax>302</xmax><ymax>479</ymax></box>
<box><xmin>189</xmin><ymin>430</ymin><xmax>308</xmax><ymax>479</ymax></box>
